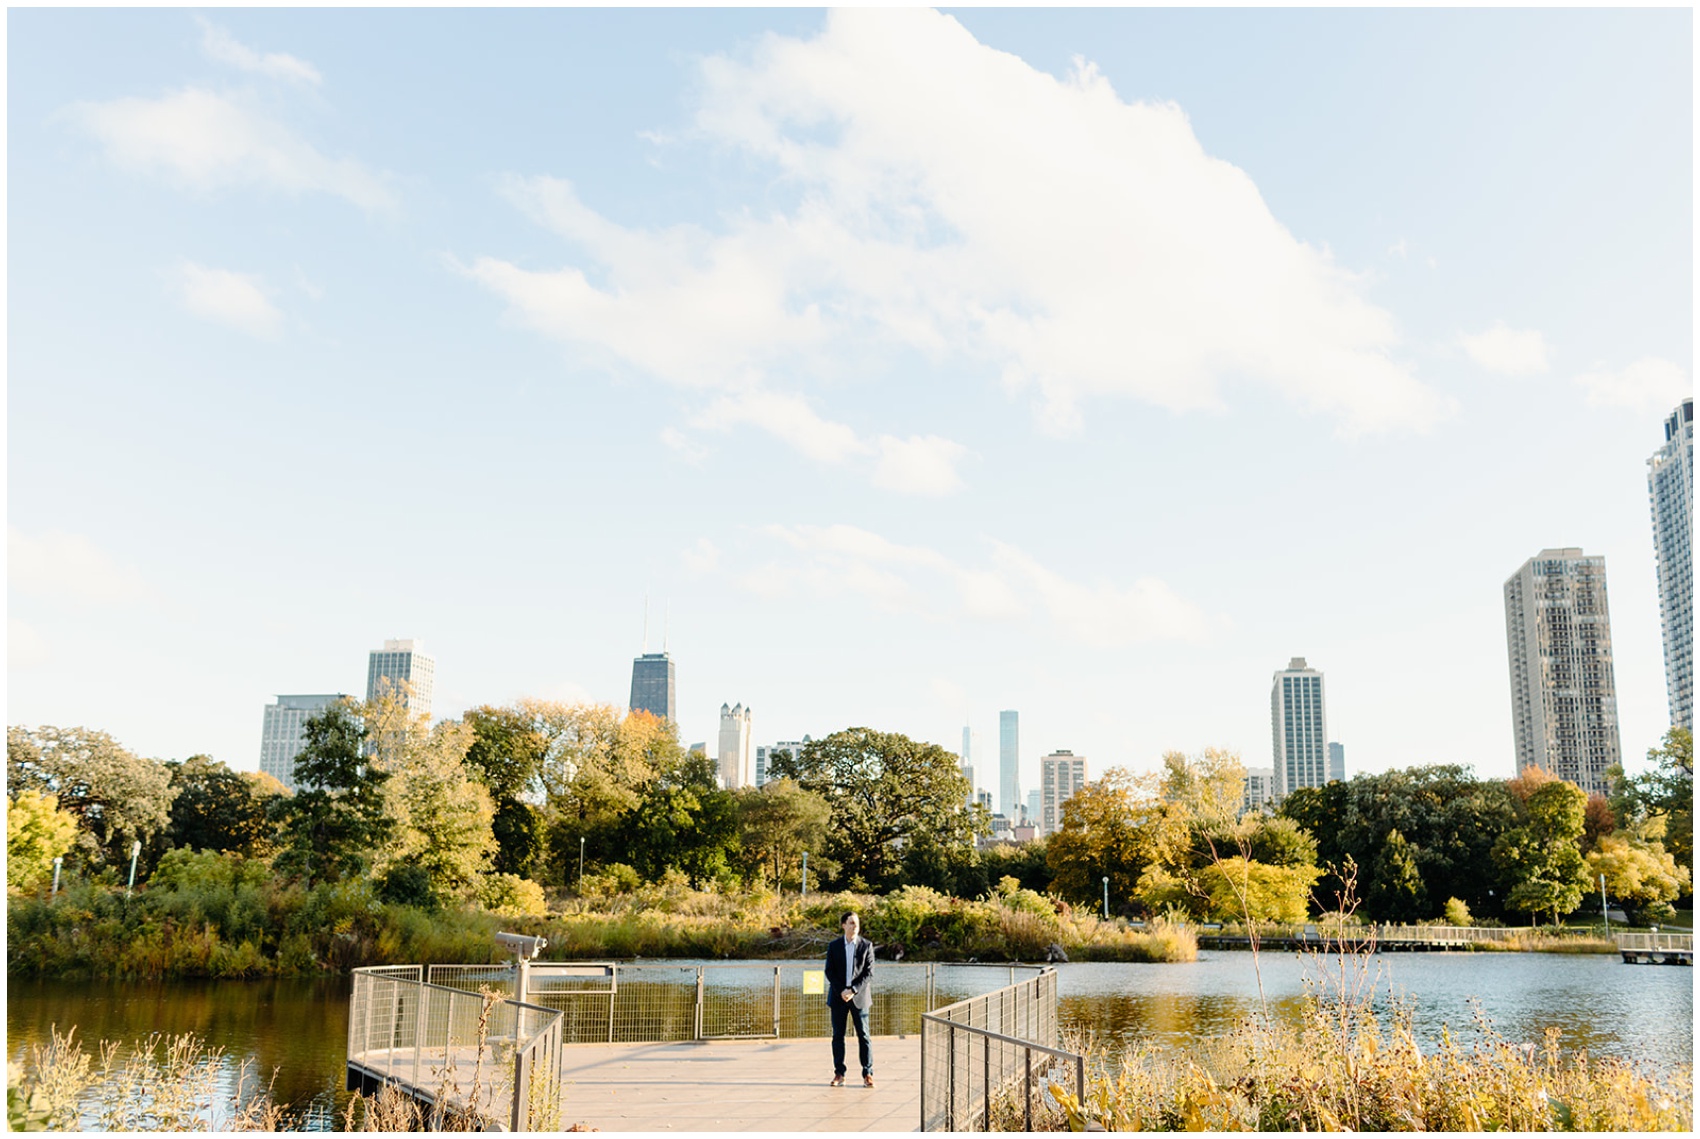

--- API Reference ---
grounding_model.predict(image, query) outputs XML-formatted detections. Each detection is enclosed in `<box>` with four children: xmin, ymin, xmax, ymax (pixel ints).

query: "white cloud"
<box><xmin>198</xmin><ymin>19</ymin><xmax>322</xmax><ymax>85</ymax></box>
<box><xmin>470</xmin><ymin>7</ymin><xmax>1451</xmax><ymax>446</ymax></box>
<box><xmin>749</xmin><ymin>523</ymin><xmax>1215</xmax><ymax>645</ymax></box>
<box><xmin>693</xmin><ymin>389</ymin><xmax>869</xmax><ymax>465</ymax></box>
<box><xmin>1459</xmin><ymin>322</ymin><xmax>1550</xmax><ymax>376</ymax></box>
<box><xmin>64</xmin><ymin>87</ymin><xmax>393</xmax><ymax>210</ymax></box>
<box><xmin>681</xmin><ymin>538</ymin><xmax>720</xmax><ymax>576</ymax></box>
<box><xmin>1573</xmin><ymin>358</ymin><xmax>1691</xmax><ymax>414</ymax></box>
<box><xmin>170</xmin><ymin>261</ymin><xmax>284</xmax><ymax>338</ymax></box>
<box><xmin>8</xmin><ymin>528</ymin><xmax>154</xmax><ymax>606</ymax></box>
<box><xmin>1388</xmin><ymin>238</ymin><xmax>1409</xmax><ymax>258</ymax></box>
<box><xmin>872</xmin><ymin>434</ymin><xmax>969</xmax><ymax>496</ymax></box>
<box><xmin>659</xmin><ymin>427</ymin><xmax>710</xmax><ymax>463</ymax></box>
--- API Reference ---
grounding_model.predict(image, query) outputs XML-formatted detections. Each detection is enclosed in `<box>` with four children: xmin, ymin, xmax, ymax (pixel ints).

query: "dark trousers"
<box><xmin>830</xmin><ymin>1000</ymin><xmax>873</xmax><ymax>1076</ymax></box>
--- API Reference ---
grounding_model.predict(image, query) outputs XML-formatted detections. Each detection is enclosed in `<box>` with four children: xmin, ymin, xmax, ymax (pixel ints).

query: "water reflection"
<box><xmin>7</xmin><ymin>951</ymin><xmax>1691</xmax><ymax>1131</ymax></box>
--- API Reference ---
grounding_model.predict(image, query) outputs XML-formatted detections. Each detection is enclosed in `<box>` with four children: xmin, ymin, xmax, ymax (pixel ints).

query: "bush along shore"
<box><xmin>6</xmin><ymin>872</ymin><xmax>1196</xmax><ymax>980</ymax></box>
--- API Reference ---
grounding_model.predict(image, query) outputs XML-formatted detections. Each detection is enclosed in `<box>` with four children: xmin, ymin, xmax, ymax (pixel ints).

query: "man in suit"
<box><xmin>824</xmin><ymin>909</ymin><xmax>875</xmax><ymax>1087</ymax></box>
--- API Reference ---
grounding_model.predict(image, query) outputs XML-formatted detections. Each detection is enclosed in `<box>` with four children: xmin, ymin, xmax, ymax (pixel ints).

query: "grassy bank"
<box><xmin>7</xmin><ymin>875</ymin><xmax>1195</xmax><ymax>980</ymax></box>
<box><xmin>1036</xmin><ymin>1001</ymin><xmax>1692</xmax><ymax>1132</ymax></box>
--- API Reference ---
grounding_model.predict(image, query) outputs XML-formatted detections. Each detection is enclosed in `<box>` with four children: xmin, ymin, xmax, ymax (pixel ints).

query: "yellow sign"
<box><xmin>802</xmin><ymin>970</ymin><xmax>826</xmax><ymax>995</ymax></box>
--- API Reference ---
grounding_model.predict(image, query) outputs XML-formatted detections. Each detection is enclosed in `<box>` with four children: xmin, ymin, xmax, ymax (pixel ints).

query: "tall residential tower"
<box><xmin>1648</xmin><ymin>398</ymin><xmax>1694</xmax><ymax>729</ymax></box>
<box><xmin>1271</xmin><ymin>658</ymin><xmax>1328</xmax><ymax>801</ymax></box>
<box><xmin>999</xmin><ymin>710</ymin><xmax>1020</xmax><ymax>817</ymax></box>
<box><xmin>259</xmin><ymin>693</ymin><xmax>348</xmax><ymax>790</ymax></box>
<box><xmin>1039</xmin><ymin>750</ymin><xmax>1087</xmax><ymax>837</ymax></box>
<box><xmin>1503</xmin><ymin>548</ymin><xmax>1622</xmax><ymax>794</ymax></box>
<box><xmin>367</xmin><ymin>638</ymin><xmax>435</xmax><ymax>719</ymax></box>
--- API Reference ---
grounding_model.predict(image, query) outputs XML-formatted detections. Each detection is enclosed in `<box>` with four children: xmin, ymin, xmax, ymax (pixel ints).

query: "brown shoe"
<box><xmin>864</xmin><ymin>1074</ymin><xmax>875</xmax><ymax>1088</ymax></box>
<box><xmin>830</xmin><ymin>1075</ymin><xmax>844</xmax><ymax>1087</ymax></box>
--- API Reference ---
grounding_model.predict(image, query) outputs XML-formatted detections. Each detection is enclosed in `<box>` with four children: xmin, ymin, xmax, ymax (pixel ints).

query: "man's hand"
<box><xmin>841</xmin><ymin>988</ymin><xmax>854</xmax><ymax>1001</ymax></box>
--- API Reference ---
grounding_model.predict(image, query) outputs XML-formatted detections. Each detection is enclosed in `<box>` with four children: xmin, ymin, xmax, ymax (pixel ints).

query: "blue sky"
<box><xmin>7</xmin><ymin>8</ymin><xmax>1692</xmax><ymax>799</ymax></box>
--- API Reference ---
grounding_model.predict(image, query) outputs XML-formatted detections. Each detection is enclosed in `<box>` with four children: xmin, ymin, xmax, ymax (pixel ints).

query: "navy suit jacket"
<box><xmin>825</xmin><ymin>935</ymin><xmax>874</xmax><ymax>1010</ymax></box>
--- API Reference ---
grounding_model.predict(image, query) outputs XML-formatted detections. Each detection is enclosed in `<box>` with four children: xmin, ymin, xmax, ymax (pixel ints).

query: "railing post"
<box><xmin>773</xmin><ymin>965</ymin><xmax>782</xmax><ymax>1038</ymax></box>
<box><xmin>511</xmin><ymin>1031</ymin><xmax>530</xmax><ymax>1132</ymax></box>
<box><xmin>947</xmin><ymin>1021</ymin><xmax>956</xmax><ymax>1131</ymax></box>
<box><xmin>695</xmin><ymin>966</ymin><xmax>705</xmax><ymax>1041</ymax></box>
<box><xmin>984</xmin><ymin>1031</ymin><xmax>992</xmax><ymax>1131</ymax></box>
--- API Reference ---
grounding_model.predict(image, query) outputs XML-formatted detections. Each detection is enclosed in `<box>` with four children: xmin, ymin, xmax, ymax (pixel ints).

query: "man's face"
<box><xmin>842</xmin><ymin>914</ymin><xmax>860</xmax><ymax>941</ymax></box>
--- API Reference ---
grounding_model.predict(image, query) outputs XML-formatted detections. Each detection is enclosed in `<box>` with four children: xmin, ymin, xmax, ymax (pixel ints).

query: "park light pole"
<box><xmin>579</xmin><ymin>836</ymin><xmax>586</xmax><ymax>893</ymax></box>
<box><xmin>801</xmin><ymin>852</ymin><xmax>809</xmax><ymax>898</ymax></box>
<box><xmin>1599</xmin><ymin>873</ymin><xmax>1609</xmax><ymax>937</ymax></box>
<box><xmin>125</xmin><ymin>840</ymin><xmax>142</xmax><ymax>900</ymax></box>
<box><xmin>1102</xmin><ymin>877</ymin><xmax>1110</xmax><ymax>920</ymax></box>
<box><xmin>51</xmin><ymin>855</ymin><xmax>63</xmax><ymax>899</ymax></box>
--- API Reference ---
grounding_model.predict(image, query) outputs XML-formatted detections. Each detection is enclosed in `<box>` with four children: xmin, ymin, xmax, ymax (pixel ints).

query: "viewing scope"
<box><xmin>494</xmin><ymin>931</ymin><xmax>548</xmax><ymax>960</ymax></box>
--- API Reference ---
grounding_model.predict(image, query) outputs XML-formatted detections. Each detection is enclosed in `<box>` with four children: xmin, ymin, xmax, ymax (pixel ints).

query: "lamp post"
<box><xmin>1102</xmin><ymin>876</ymin><xmax>1110</xmax><ymax>921</ymax></box>
<box><xmin>801</xmin><ymin>852</ymin><xmax>809</xmax><ymax>898</ymax></box>
<box><xmin>1599</xmin><ymin>873</ymin><xmax>1609</xmax><ymax>937</ymax></box>
<box><xmin>579</xmin><ymin>836</ymin><xmax>586</xmax><ymax>893</ymax></box>
<box><xmin>125</xmin><ymin>840</ymin><xmax>142</xmax><ymax>900</ymax></box>
<box><xmin>51</xmin><ymin>856</ymin><xmax>63</xmax><ymax>900</ymax></box>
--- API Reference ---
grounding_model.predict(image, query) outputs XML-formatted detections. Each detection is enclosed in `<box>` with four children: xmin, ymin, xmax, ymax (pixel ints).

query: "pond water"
<box><xmin>7</xmin><ymin>950</ymin><xmax>1691</xmax><ymax>1129</ymax></box>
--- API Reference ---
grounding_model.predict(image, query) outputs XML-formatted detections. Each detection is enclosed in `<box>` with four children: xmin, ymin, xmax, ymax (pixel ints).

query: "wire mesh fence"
<box><xmin>920</xmin><ymin>969</ymin><xmax>1082</xmax><ymax>1132</ymax></box>
<box><xmin>424</xmin><ymin>960</ymin><xmax>1047</xmax><ymax>1044</ymax></box>
<box><xmin>347</xmin><ymin>967</ymin><xmax>564</xmax><ymax>1130</ymax></box>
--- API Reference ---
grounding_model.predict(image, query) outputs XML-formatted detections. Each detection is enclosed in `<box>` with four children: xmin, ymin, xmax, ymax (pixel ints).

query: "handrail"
<box><xmin>1615</xmin><ymin>932</ymin><xmax>1694</xmax><ymax>951</ymax></box>
<box><xmin>920</xmin><ymin>967</ymin><xmax>1080</xmax><ymax>1131</ymax></box>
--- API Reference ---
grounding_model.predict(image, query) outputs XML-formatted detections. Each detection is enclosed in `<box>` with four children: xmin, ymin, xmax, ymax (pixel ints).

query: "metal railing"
<box><xmin>348</xmin><ymin>966</ymin><xmax>563</xmax><ymax>1130</ymax></box>
<box><xmin>920</xmin><ymin>968</ymin><xmax>1082</xmax><ymax>1131</ymax></box>
<box><xmin>428</xmin><ymin>960</ymin><xmax>1046</xmax><ymax>1044</ymax></box>
<box><xmin>1615</xmin><ymin>932</ymin><xmax>1694</xmax><ymax>952</ymax></box>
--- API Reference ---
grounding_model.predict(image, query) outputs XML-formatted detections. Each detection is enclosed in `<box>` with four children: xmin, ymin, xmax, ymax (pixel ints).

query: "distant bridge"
<box><xmin>1614</xmin><ymin>932</ymin><xmax>1693</xmax><ymax>966</ymax></box>
<box><xmin>1197</xmin><ymin>923</ymin><xmax>1595</xmax><ymax>953</ymax></box>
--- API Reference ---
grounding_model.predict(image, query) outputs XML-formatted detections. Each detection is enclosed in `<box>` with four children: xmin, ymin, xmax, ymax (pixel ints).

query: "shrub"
<box><xmin>1442</xmin><ymin>896</ymin><xmax>1472</xmax><ymax>926</ymax></box>
<box><xmin>376</xmin><ymin>864</ymin><xmax>439</xmax><ymax>911</ymax></box>
<box><xmin>478</xmin><ymin>873</ymin><xmax>547</xmax><ymax>917</ymax></box>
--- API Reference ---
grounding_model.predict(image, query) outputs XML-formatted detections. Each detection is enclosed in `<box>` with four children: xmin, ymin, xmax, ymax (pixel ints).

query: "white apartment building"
<box><xmin>1242</xmin><ymin>766</ymin><xmax>1276</xmax><ymax>816</ymax></box>
<box><xmin>1504</xmin><ymin>549</ymin><xmax>1622</xmax><ymax>794</ymax></box>
<box><xmin>754</xmin><ymin>737</ymin><xmax>810</xmax><ymax>787</ymax></box>
<box><xmin>718</xmin><ymin>703</ymin><xmax>754</xmax><ymax>789</ymax></box>
<box><xmin>1040</xmin><ymin>750</ymin><xmax>1088</xmax><ymax>837</ymax></box>
<box><xmin>1649</xmin><ymin>398</ymin><xmax>1694</xmax><ymax>729</ymax></box>
<box><xmin>260</xmin><ymin>694</ymin><xmax>348</xmax><ymax>790</ymax></box>
<box><xmin>367</xmin><ymin>638</ymin><xmax>435</xmax><ymax>720</ymax></box>
<box><xmin>1271</xmin><ymin>658</ymin><xmax>1328</xmax><ymax>801</ymax></box>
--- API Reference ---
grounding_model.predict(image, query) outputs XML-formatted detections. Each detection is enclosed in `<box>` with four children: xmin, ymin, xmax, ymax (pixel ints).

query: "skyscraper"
<box><xmin>367</xmin><ymin>638</ymin><xmax>435</xmax><ymax>719</ymax></box>
<box><xmin>718</xmin><ymin>703</ymin><xmax>753</xmax><ymax>789</ymax></box>
<box><xmin>1040</xmin><ymin>750</ymin><xmax>1087</xmax><ymax>837</ymax></box>
<box><xmin>1328</xmin><ymin>742</ymin><xmax>1347</xmax><ymax>783</ymax></box>
<box><xmin>1026</xmin><ymin>789</ymin><xmax>1041</xmax><ymax>828</ymax></box>
<box><xmin>960</xmin><ymin>761</ymin><xmax>976</xmax><ymax>807</ymax></box>
<box><xmin>756</xmin><ymin>737</ymin><xmax>810</xmax><ymax>788</ymax></box>
<box><xmin>999</xmin><ymin>710</ymin><xmax>1020</xmax><ymax>816</ymax></box>
<box><xmin>1504</xmin><ymin>549</ymin><xmax>1622</xmax><ymax>794</ymax></box>
<box><xmin>1649</xmin><ymin>397</ymin><xmax>1694</xmax><ymax>729</ymax></box>
<box><xmin>260</xmin><ymin>693</ymin><xmax>347</xmax><ymax>790</ymax></box>
<box><xmin>1271</xmin><ymin>658</ymin><xmax>1328</xmax><ymax>801</ymax></box>
<box><xmin>629</xmin><ymin>652</ymin><xmax>676</xmax><ymax>722</ymax></box>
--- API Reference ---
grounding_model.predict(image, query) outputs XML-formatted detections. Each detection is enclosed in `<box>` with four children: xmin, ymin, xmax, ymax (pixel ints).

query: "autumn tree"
<box><xmin>1587</xmin><ymin>827</ymin><xmax>1690</xmax><ymax>925</ymax></box>
<box><xmin>769</xmin><ymin>728</ymin><xmax>974</xmax><ymax>891</ymax></box>
<box><xmin>1195</xmin><ymin>857</ymin><xmax>1321</xmax><ymax>923</ymax></box>
<box><xmin>1046</xmin><ymin>768</ymin><xmax>1186</xmax><ymax>911</ymax></box>
<box><xmin>7</xmin><ymin>790</ymin><xmax>80</xmax><ymax>893</ymax></box>
<box><xmin>7</xmin><ymin>725</ymin><xmax>175</xmax><ymax>869</ymax></box>
<box><xmin>1610</xmin><ymin>728</ymin><xmax>1693</xmax><ymax>878</ymax></box>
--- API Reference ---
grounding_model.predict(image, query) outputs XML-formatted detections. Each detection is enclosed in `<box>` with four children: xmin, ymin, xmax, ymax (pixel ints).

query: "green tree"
<box><xmin>1493</xmin><ymin>780</ymin><xmax>1591</xmax><ymax>924</ymax></box>
<box><xmin>362</xmin><ymin>695</ymin><xmax>497</xmax><ymax>897</ymax></box>
<box><xmin>270</xmin><ymin>701</ymin><xmax>393</xmax><ymax>884</ymax></box>
<box><xmin>6</xmin><ymin>725</ymin><xmax>176</xmax><ymax>869</ymax></box>
<box><xmin>1196</xmin><ymin>857</ymin><xmax>1321</xmax><ymax>923</ymax></box>
<box><xmin>770</xmin><ymin>727</ymin><xmax>974</xmax><ymax>891</ymax></box>
<box><xmin>1046</xmin><ymin>769</ymin><xmax>1185</xmax><ymax>911</ymax></box>
<box><xmin>1610</xmin><ymin>728</ymin><xmax>1693</xmax><ymax>878</ymax></box>
<box><xmin>618</xmin><ymin>750</ymin><xmax>741</xmax><ymax>885</ymax></box>
<box><xmin>165</xmin><ymin>756</ymin><xmax>278</xmax><ymax>857</ymax></box>
<box><xmin>463</xmin><ymin>704</ymin><xmax>550</xmax><ymax>876</ymax></box>
<box><xmin>1367</xmin><ymin>827</ymin><xmax>1428</xmax><ymax>922</ymax></box>
<box><xmin>6</xmin><ymin>790</ymin><xmax>80</xmax><ymax>893</ymax></box>
<box><xmin>1244</xmin><ymin>815</ymin><xmax>1320</xmax><ymax>869</ymax></box>
<box><xmin>736</xmin><ymin>777</ymin><xmax>830</xmax><ymax>889</ymax></box>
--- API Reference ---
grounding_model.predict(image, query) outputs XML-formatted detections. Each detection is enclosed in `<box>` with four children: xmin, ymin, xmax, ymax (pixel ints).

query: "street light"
<box><xmin>579</xmin><ymin>836</ymin><xmax>586</xmax><ymax>893</ymax></box>
<box><xmin>1599</xmin><ymin>873</ymin><xmax>1609</xmax><ymax>937</ymax></box>
<box><xmin>125</xmin><ymin>840</ymin><xmax>142</xmax><ymax>900</ymax></box>
<box><xmin>1102</xmin><ymin>876</ymin><xmax>1110</xmax><ymax>920</ymax></box>
<box><xmin>801</xmin><ymin>852</ymin><xmax>809</xmax><ymax>898</ymax></box>
<box><xmin>51</xmin><ymin>856</ymin><xmax>63</xmax><ymax>900</ymax></box>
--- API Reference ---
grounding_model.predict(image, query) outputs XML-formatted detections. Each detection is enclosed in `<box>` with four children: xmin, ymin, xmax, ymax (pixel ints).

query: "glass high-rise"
<box><xmin>629</xmin><ymin>651</ymin><xmax>676</xmax><ymax>722</ymax></box>
<box><xmin>1648</xmin><ymin>398</ymin><xmax>1694</xmax><ymax>729</ymax></box>
<box><xmin>999</xmin><ymin>710</ymin><xmax>1020</xmax><ymax>816</ymax></box>
<box><xmin>1271</xmin><ymin>658</ymin><xmax>1328</xmax><ymax>801</ymax></box>
<box><xmin>260</xmin><ymin>694</ymin><xmax>348</xmax><ymax>790</ymax></box>
<box><xmin>1503</xmin><ymin>549</ymin><xmax>1622</xmax><ymax>794</ymax></box>
<box><xmin>367</xmin><ymin>638</ymin><xmax>435</xmax><ymax>719</ymax></box>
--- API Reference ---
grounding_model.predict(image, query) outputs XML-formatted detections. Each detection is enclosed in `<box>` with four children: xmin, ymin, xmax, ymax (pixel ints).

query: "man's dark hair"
<box><xmin>841</xmin><ymin>911</ymin><xmax>859</xmax><ymax>925</ymax></box>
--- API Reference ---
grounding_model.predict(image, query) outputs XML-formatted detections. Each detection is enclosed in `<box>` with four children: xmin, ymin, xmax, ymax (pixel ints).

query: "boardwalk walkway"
<box><xmin>556</xmin><ymin>1035</ymin><xmax>922</xmax><ymax>1132</ymax></box>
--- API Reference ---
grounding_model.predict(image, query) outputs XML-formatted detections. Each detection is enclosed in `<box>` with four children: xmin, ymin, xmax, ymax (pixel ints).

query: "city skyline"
<box><xmin>7</xmin><ymin>9</ymin><xmax>1690</xmax><ymax>785</ymax></box>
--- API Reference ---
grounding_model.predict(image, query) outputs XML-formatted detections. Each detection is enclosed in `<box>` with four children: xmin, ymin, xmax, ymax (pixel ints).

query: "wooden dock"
<box><xmin>1615</xmin><ymin>932</ymin><xmax>1693</xmax><ymax>966</ymax></box>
